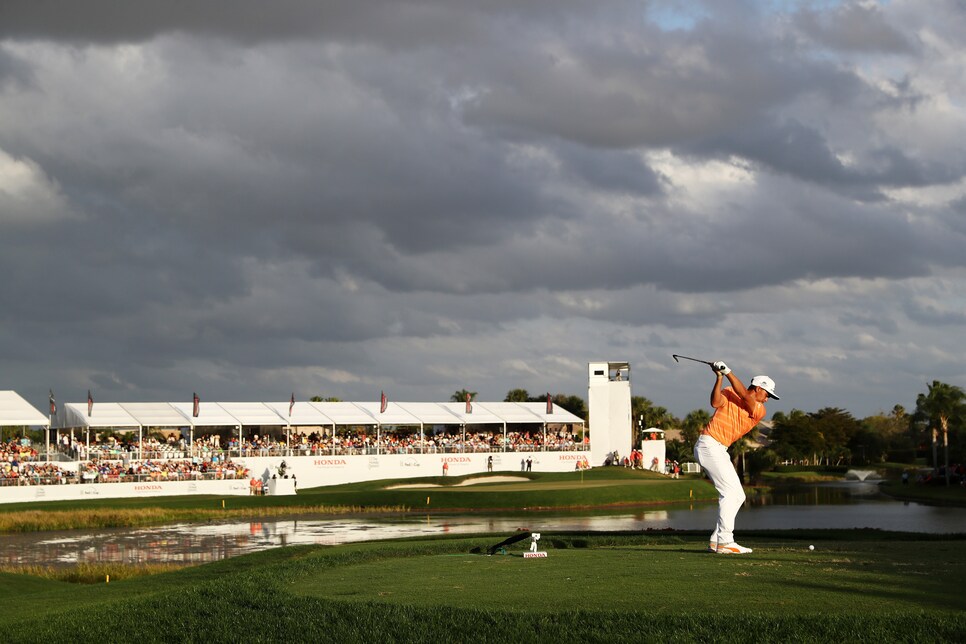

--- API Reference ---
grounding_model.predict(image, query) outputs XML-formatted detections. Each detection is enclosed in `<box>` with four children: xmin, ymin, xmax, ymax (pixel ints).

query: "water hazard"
<box><xmin>2</xmin><ymin>482</ymin><xmax>963</xmax><ymax>567</ymax></box>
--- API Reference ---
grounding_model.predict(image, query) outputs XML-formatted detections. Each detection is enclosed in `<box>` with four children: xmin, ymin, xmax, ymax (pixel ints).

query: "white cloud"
<box><xmin>0</xmin><ymin>148</ymin><xmax>74</xmax><ymax>224</ymax></box>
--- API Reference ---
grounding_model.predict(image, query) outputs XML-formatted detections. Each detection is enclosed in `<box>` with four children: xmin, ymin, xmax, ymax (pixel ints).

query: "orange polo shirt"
<box><xmin>703</xmin><ymin>388</ymin><xmax>765</xmax><ymax>448</ymax></box>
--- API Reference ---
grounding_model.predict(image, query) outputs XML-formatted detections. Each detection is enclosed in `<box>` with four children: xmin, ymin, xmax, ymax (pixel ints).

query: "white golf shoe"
<box><xmin>716</xmin><ymin>542</ymin><xmax>753</xmax><ymax>554</ymax></box>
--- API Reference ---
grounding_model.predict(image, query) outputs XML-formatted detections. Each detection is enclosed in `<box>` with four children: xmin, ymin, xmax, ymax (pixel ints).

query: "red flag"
<box><xmin>547</xmin><ymin>393</ymin><xmax>553</xmax><ymax>415</ymax></box>
<box><xmin>193</xmin><ymin>392</ymin><xmax>200</xmax><ymax>418</ymax></box>
<box><xmin>48</xmin><ymin>390</ymin><xmax>56</xmax><ymax>416</ymax></box>
<box><xmin>289</xmin><ymin>392</ymin><xmax>295</xmax><ymax>416</ymax></box>
<box><xmin>465</xmin><ymin>392</ymin><xmax>472</xmax><ymax>414</ymax></box>
<box><xmin>380</xmin><ymin>391</ymin><xmax>387</xmax><ymax>413</ymax></box>
<box><xmin>87</xmin><ymin>390</ymin><xmax>94</xmax><ymax>417</ymax></box>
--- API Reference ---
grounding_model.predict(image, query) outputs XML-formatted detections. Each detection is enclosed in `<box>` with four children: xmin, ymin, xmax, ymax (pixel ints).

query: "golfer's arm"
<box><xmin>710</xmin><ymin>374</ymin><xmax>726</xmax><ymax>408</ymax></box>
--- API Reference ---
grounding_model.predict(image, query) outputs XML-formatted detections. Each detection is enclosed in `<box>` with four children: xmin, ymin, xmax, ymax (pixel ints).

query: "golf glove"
<box><xmin>713</xmin><ymin>361</ymin><xmax>731</xmax><ymax>375</ymax></box>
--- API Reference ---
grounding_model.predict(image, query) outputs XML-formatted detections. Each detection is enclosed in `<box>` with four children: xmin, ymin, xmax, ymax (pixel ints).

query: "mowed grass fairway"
<box><xmin>1</xmin><ymin>533</ymin><xmax>963</xmax><ymax>643</ymax></box>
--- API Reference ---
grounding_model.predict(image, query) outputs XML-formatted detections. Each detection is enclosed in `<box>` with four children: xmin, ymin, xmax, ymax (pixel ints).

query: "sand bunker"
<box><xmin>384</xmin><ymin>476</ymin><xmax>528</xmax><ymax>490</ymax></box>
<box><xmin>454</xmin><ymin>476</ymin><xmax>529</xmax><ymax>486</ymax></box>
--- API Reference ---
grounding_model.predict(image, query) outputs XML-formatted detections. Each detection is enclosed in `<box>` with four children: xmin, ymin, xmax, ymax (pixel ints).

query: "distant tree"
<box><xmin>504</xmin><ymin>389</ymin><xmax>530</xmax><ymax>403</ymax></box>
<box><xmin>451</xmin><ymin>389</ymin><xmax>477</xmax><ymax>403</ymax></box>
<box><xmin>848</xmin><ymin>423</ymin><xmax>890</xmax><ymax>465</ymax></box>
<box><xmin>811</xmin><ymin>408</ymin><xmax>862</xmax><ymax>466</ymax></box>
<box><xmin>550</xmin><ymin>394</ymin><xmax>587</xmax><ymax>420</ymax></box>
<box><xmin>631</xmin><ymin>396</ymin><xmax>674</xmax><ymax>444</ymax></box>
<box><xmin>912</xmin><ymin>381</ymin><xmax>966</xmax><ymax>479</ymax></box>
<box><xmin>310</xmin><ymin>395</ymin><xmax>342</xmax><ymax>402</ymax></box>
<box><xmin>680</xmin><ymin>409</ymin><xmax>711</xmax><ymax>455</ymax></box>
<box><xmin>768</xmin><ymin>409</ymin><xmax>823</xmax><ymax>465</ymax></box>
<box><xmin>859</xmin><ymin>406</ymin><xmax>912</xmax><ymax>464</ymax></box>
<box><xmin>745</xmin><ymin>448</ymin><xmax>779</xmax><ymax>483</ymax></box>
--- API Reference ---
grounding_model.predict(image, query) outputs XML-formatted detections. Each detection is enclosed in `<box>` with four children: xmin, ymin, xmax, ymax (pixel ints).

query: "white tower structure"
<box><xmin>588</xmin><ymin>361</ymin><xmax>632</xmax><ymax>466</ymax></box>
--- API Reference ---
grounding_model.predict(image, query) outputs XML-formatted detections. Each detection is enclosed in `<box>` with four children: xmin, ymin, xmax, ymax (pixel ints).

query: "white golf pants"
<box><xmin>694</xmin><ymin>434</ymin><xmax>746</xmax><ymax>545</ymax></box>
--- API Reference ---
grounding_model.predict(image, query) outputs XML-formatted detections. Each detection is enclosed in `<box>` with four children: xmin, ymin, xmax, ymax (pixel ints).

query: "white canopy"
<box><xmin>0</xmin><ymin>391</ymin><xmax>50</xmax><ymax>427</ymax></box>
<box><xmin>396</xmin><ymin>402</ymin><xmax>463</xmax><ymax>425</ymax></box>
<box><xmin>54</xmin><ymin>399</ymin><xmax>585</xmax><ymax>430</ymax></box>
<box><xmin>503</xmin><ymin>402</ymin><xmax>584</xmax><ymax>424</ymax></box>
<box><xmin>169</xmin><ymin>402</ymin><xmax>242</xmax><ymax>428</ymax></box>
<box><xmin>310</xmin><ymin>401</ymin><xmax>377</xmax><ymax>426</ymax></box>
<box><xmin>477</xmin><ymin>402</ymin><xmax>544</xmax><ymax>423</ymax></box>
<box><xmin>264</xmin><ymin>401</ymin><xmax>336</xmax><ymax>427</ymax></box>
<box><xmin>354</xmin><ymin>401</ymin><xmax>422</xmax><ymax>426</ymax></box>
<box><xmin>217</xmin><ymin>402</ymin><xmax>287</xmax><ymax>426</ymax></box>
<box><xmin>118</xmin><ymin>402</ymin><xmax>191</xmax><ymax>427</ymax></box>
<box><xmin>438</xmin><ymin>402</ymin><xmax>504</xmax><ymax>425</ymax></box>
<box><xmin>64</xmin><ymin>402</ymin><xmax>140</xmax><ymax>429</ymax></box>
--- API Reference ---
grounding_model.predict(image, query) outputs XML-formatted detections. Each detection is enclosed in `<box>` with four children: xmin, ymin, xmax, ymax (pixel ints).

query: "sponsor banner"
<box><xmin>0</xmin><ymin>480</ymin><xmax>249</xmax><ymax>505</ymax></box>
<box><xmin>313</xmin><ymin>458</ymin><xmax>348</xmax><ymax>467</ymax></box>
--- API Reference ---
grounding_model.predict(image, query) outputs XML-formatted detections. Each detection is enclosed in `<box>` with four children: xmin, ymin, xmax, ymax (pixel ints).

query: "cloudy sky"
<box><xmin>1</xmin><ymin>0</ymin><xmax>965</xmax><ymax>421</ymax></box>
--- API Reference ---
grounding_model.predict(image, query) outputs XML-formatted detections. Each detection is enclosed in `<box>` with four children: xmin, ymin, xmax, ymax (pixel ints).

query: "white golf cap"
<box><xmin>750</xmin><ymin>375</ymin><xmax>779</xmax><ymax>400</ymax></box>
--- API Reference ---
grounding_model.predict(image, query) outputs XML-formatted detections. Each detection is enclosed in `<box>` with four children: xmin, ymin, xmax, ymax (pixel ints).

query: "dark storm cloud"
<box><xmin>0</xmin><ymin>0</ymin><xmax>586</xmax><ymax>46</ymax></box>
<box><xmin>793</xmin><ymin>2</ymin><xmax>915</xmax><ymax>53</ymax></box>
<box><xmin>0</xmin><ymin>45</ymin><xmax>33</xmax><ymax>88</ymax></box>
<box><xmin>694</xmin><ymin>118</ymin><xmax>964</xmax><ymax>200</ymax></box>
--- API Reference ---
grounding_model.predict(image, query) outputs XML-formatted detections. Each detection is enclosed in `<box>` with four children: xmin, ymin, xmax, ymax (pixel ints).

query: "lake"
<box><xmin>2</xmin><ymin>482</ymin><xmax>963</xmax><ymax>567</ymax></box>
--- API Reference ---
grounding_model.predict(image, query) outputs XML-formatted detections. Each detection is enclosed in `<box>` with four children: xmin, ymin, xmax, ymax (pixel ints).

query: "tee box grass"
<box><xmin>1</xmin><ymin>533</ymin><xmax>963</xmax><ymax>643</ymax></box>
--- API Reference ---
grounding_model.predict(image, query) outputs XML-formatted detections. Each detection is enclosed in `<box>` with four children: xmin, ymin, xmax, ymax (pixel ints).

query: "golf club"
<box><xmin>671</xmin><ymin>354</ymin><xmax>715</xmax><ymax>367</ymax></box>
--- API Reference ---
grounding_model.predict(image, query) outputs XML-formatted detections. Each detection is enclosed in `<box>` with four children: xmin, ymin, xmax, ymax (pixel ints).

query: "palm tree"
<box><xmin>450</xmin><ymin>389</ymin><xmax>477</xmax><ymax>403</ymax></box>
<box><xmin>914</xmin><ymin>381</ymin><xmax>966</xmax><ymax>485</ymax></box>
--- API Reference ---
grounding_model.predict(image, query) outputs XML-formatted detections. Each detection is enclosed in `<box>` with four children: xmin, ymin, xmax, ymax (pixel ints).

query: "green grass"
<box><xmin>0</xmin><ymin>532</ymin><xmax>963</xmax><ymax>643</ymax></box>
<box><xmin>0</xmin><ymin>468</ymin><xmax>719</xmax><ymax>533</ymax></box>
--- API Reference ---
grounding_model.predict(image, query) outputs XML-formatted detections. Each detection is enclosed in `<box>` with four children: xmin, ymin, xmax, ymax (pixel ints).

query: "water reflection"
<box><xmin>2</xmin><ymin>482</ymin><xmax>963</xmax><ymax>568</ymax></box>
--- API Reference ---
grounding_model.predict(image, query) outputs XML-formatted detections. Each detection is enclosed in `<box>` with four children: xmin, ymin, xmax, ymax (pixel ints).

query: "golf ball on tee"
<box><xmin>808</xmin><ymin>545</ymin><xmax>815</xmax><ymax>551</ymax></box>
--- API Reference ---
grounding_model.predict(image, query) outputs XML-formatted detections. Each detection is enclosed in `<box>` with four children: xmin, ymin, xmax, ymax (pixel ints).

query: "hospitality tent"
<box><xmin>52</xmin><ymin>398</ymin><xmax>586</xmax><ymax>457</ymax></box>
<box><xmin>0</xmin><ymin>391</ymin><xmax>51</xmax><ymax>459</ymax></box>
<box><xmin>0</xmin><ymin>391</ymin><xmax>50</xmax><ymax>427</ymax></box>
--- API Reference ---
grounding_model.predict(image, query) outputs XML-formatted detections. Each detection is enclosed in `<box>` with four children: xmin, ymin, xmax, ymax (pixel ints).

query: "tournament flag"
<box><xmin>289</xmin><ymin>392</ymin><xmax>296</xmax><ymax>417</ymax></box>
<box><xmin>87</xmin><ymin>390</ymin><xmax>94</xmax><ymax>417</ymax></box>
<box><xmin>380</xmin><ymin>391</ymin><xmax>388</xmax><ymax>413</ymax></box>
<box><xmin>49</xmin><ymin>390</ymin><xmax>56</xmax><ymax>416</ymax></box>
<box><xmin>546</xmin><ymin>393</ymin><xmax>553</xmax><ymax>415</ymax></box>
<box><xmin>192</xmin><ymin>392</ymin><xmax>200</xmax><ymax>418</ymax></box>
<box><xmin>465</xmin><ymin>391</ymin><xmax>472</xmax><ymax>414</ymax></box>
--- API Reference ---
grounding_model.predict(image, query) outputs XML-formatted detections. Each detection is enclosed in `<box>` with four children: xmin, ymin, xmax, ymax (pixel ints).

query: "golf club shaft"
<box><xmin>672</xmin><ymin>354</ymin><xmax>714</xmax><ymax>367</ymax></box>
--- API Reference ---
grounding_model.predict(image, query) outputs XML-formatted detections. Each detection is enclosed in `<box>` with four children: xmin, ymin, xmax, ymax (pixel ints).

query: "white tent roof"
<box><xmin>501</xmin><ymin>402</ymin><xmax>584</xmax><ymax>424</ymax></box>
<box><xmin>438</xmin><ymin>402</ymin><xmax>504</xmax><ymax>425</ymax></box>
<box><xmin>54</xmin><ymin>399</ymin><xmax>585</xmax><ymax>430</ymax></box>
<box><xmin>263</xmin><ymin>401</ymin><xmax>336</xmax><ymax>427</ymax></box>
<box><xmin>477</xmin><ymin>402</ymin><xmax>545</xmax><ymax>423</ymax></box>
<box><xmin>396</xmin><ymin>402</ymin><xmax>462</xmax><ymax>425</ymax></box>
<box><xmin>169</xmin><ymin>402</ymin><xmax>241</xmax><ymax>427</ymax></box>
<box><xmin>0</xmin><ymin>391</ymin><xmax>50</xmax><ymax>427</ymax></box>
<box><xmin>217</xmin><ymin>402</ymin><xmax>287</xmax><ymax>426</ymax></box>
<box><xmin>118</xmin><ymin>402</ymin><xmax>191</xmax><ymax>427</ymax></box>
<box><xmin>354</xmin><ymin>401</ymin><xmax>422</xmax><ymax>426</ymax></box>
<box><xmin>311</xmin><ymin>401</ymin><xmax>376</xmax><ymax>425</ymax></box>
<box><xmin>65</xmin><ymin>402</ymin><xmax>140</xmax><ymax>429</ymax></box>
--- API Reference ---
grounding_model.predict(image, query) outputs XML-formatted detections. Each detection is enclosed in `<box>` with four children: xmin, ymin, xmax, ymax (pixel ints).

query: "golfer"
<box><xmin>694</xmin><ymin>361</ymin><xmax>779</xmax><ymax>554</ymax></box>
